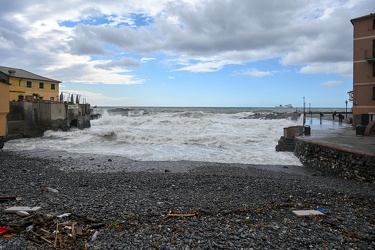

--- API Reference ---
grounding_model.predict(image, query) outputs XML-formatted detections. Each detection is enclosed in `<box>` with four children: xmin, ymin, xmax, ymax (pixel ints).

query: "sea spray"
<box><xmin>5</xmin><ymin>107</ymin><xmax>304</xmax><ymax>165</ymax></box>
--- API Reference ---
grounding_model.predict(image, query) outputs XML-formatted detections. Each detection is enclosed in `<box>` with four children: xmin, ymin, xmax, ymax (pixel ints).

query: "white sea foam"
<box><xmin>5</xmin><ymin>109</ymin><xmax>303</xmax><ymax>165</ymax></box>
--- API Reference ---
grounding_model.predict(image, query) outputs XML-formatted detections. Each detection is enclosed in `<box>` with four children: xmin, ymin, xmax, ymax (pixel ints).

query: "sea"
<box><xmin>4</xmin><ymin>106</ymin><xmax>346</xmax><ymax>166</ymax></box>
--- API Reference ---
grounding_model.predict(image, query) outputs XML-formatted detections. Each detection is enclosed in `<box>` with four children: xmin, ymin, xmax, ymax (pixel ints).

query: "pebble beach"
<box><xmin>1</xmin><ymin>151</ymin><xmax>375</xmax><ymax>249</ymax></box>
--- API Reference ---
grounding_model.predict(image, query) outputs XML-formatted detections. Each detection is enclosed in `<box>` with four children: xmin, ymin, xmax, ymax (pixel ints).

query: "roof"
<box><xmin>0</xmin><ymin>66</ymin><xmax>61</xmax><ymax>83</ymax></box>
<box><xmin>350</xmin><ymin>13</ymin><xmax>375</xmax><ymax>25</ymax></box>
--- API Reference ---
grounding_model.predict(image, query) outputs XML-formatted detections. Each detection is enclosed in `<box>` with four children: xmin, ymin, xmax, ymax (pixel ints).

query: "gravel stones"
<box><xmin>0</xmin><ymin>151</ymin><xmax>374</xmax><ymax>249</ymax></box>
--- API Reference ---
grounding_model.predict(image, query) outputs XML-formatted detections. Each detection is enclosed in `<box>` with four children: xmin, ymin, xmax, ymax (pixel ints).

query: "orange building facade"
<box><xmin>0</xmin><ymin>80</ymin><xmax>10</xmax><ymax>138</ymax></box>
<box><xmin>351</xmin><ymin>13</ymin><xmax>375</xmax><ymax>127</ymax></box>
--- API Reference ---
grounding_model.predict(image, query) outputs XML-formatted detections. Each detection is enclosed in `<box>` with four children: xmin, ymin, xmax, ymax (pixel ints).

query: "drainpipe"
<box><xmin>18</xmin><ymin>78</ymin><xmax>24</xmax><ymax>100</ymax></box>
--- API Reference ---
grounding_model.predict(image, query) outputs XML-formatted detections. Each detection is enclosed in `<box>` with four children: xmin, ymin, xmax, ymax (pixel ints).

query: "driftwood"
<box><xmin>30</xmin><ymin>230</ymin><xmax>53</xmax><ymax>245</ymax></box>
<box><xmin>0</xmin><ymin>196</ymin><xmax>18</xmax><ymax>201</ymax></box>
<box><xmin>165</xmin><ymin>213</ymin><xmax>197</xmax><ymax>218</ymax></box>
<box><xmin>72</xmin><ymin>213</ymin><xmax>102</xmax><ymax>223</ymax></box>
<box><xmin>4</xmin><ymin>211</ymin><xmax>104</xmax><ymax>248</ymax></box>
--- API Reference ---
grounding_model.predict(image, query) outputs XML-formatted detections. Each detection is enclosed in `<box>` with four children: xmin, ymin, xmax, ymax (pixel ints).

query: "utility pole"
<box><xmin>345</xmin><ymin>100</ymin><xmax>348</xmax><ymax>119</ymax></box>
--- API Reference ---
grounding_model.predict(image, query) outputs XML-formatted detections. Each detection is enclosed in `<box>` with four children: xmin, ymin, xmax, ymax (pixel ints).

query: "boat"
<box><xmin>276</xmin><ymin>104</ymin><xmax>293</xmax><ymax>108</ymax></box>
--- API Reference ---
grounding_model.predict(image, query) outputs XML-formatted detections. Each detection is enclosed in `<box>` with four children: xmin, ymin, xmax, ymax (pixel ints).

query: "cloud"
<box><xmin>50</xmin><ymin>62</ymin><xmax>143</xmax><ymax>85</ymax></box>
<box><xmin>62</xmin><ymin>89</ymin><xmax>129</xmax><ymax>105</ymax></box>
<box><xmin>299</xmin><ymin>62</ymin><xmax>352</xmax><ymax>77</ymax></box>
<box><xmin>321</xmin><ymin>80</ymin><xmax>344</xmax><ymax>87</ymax></box>
<box><xmin>174</xmin><ymin>60</ymin><xmax>228</xmax><ymax>72</ymax></box>
<box><xmin>0</xmin><ymin>0</ymin><xmax>370</xmax><ymax>83</ymax></box>
<box><xmin>94</xmin><ymin>57</ymin><xmax>140</xmax><ymax>69</ymax></box>
<box><xmin>141</xmin><ymin>57</ymin><xmax>155</xmax><ymax>63</ymax></box>
<box><xmin>239</xmin><ymin>69</ymin><xmax>273</xmax><ymax>77</ymax></box>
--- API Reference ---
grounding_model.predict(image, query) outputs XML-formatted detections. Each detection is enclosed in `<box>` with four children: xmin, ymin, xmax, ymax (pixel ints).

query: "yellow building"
<box><xmin>0</xmin><ymin>79</ymin><xmax>10</xmax><ymax>139</ymax></box>
<box><xmin>0</xmin><ymin>66</ymin><xmax>60</xmax><ymax>102</ymax></box>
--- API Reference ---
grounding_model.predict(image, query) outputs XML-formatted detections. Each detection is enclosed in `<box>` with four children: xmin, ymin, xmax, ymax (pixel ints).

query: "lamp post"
<box><xmin>345</xmin><ymin>100</ymin><xmax>348</xmax><ymax>119</ymax></box>
<box><xmin>303</xmin><ymin>97</ymin><xmax>306</xmax><ymax>126</ymax></box>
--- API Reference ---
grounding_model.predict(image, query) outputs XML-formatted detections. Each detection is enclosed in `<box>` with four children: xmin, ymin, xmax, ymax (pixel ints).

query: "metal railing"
<box><xmin>59</xmin><ymin>92</ymin><xmax>82</xmax><ymax>104</ymax></box>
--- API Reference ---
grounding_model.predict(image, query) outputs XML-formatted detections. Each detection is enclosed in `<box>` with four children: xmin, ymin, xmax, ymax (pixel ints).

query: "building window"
<box><xmin>39</xmin><ymin>82</ymin><xmax>44</xmax><ymax>89</ymax></box>
<box><xmin>51</xmin><ymin>83</ymin><xmax>56</xmax><ymax>90</ymax></box>
<box><xmin>26</xmin><ymin>81</ymin><xmax>32</xmax><ymax>88</ymax></box>
<box><xmin>50</xmin><ymin>97</ymin><xmax>55</xmax><ymax>102</ymax></box>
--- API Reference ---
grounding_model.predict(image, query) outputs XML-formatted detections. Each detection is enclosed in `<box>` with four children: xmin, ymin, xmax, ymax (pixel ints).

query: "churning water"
<box><xmin>5</xmin><ymin>107</ymin><xmax>305</xmax><ymax>166</ymax></box>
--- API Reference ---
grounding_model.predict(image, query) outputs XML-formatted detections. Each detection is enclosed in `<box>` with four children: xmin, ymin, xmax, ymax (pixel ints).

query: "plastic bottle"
<box><xmin>26</xmin><ymin>225</ymin><xmax>33</xmax><ymax>232</ymax></box>
<box><xmin>91</xmin><ymin>231</ymin><xmax>99</xmax><ymax>241</ymax></box>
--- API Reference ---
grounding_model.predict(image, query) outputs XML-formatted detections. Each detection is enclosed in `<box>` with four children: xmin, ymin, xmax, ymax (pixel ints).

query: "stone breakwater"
<box><xmin>294</xmin><ymin>138</ymin><xmax>375</xmax><ymax>183</ymax></box>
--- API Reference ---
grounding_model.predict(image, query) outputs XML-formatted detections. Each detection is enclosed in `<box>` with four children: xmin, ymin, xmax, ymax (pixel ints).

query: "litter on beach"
<box><xmin>0</xmin><ymin>196</ymin><xmax>20</xmax><ymax>201</ymax></box>
<box><xmin>292</xmin><ymin>210</ymin><xmax>324</xmax><ymax>217</ymax></box>
<box><xmin>1</xmin><ymin>211</ymin><xmax>104</xmax><ymax>248</ymax></box>
<box><xmin>316</xmin><ymin>207</ymin><xmax>328</xmax><ymax>214</ymax></box>
<box><xmin>4</xmin><ymin>206</ymin><xmax>42</xmax><ymax>213</ymax></box>
<box><xmin>16</xmin><ymin>211</ymin><xmax>30</xmax><ymax>217</ymax></box>
<box><xmin>165</xmin><ymin>213</ymin><xmax>198</xmax><ymax>218</ymax></box>
<box><xmin>0</xmin><ymin>227</ymin><xmax>9</xmax><ymax>236</ymax></box>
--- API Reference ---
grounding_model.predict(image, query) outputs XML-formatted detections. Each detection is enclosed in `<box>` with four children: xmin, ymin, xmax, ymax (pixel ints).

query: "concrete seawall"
<box><xmin>294</xmin><ymin>138</ymin><xmax>375</xmax><ymax>183</ymax></box>
<box><xmin>7</xmin><ymin>101</ymin><xmax>91</xmax><ymax>138</ymax></box>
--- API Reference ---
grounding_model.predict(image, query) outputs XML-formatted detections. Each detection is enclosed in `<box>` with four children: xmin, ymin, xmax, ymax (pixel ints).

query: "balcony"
<box><xmin>365</xmin><ymin>49</ymin><xmax>375</xmax><ymax>63</ymax></box>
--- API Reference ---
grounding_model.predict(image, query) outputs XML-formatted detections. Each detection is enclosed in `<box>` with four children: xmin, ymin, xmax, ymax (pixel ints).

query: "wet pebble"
<box><xmin>0</xmin><ymin>151</ymin><xmax>374</xmax><ymax>249</ymax></box>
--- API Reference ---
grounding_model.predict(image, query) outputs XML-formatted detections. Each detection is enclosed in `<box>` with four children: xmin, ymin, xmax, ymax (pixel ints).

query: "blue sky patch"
<box><xmin>59</xmin><ymin>13</ymin><xmax>153</xmax><ymax>28</ymax></box>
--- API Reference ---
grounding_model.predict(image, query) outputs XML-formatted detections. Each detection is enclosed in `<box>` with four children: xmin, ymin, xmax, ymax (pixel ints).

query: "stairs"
<box><xmin>275</xmin><ymin>136</ymin><xmax>296</xmax><ymax>152</ymax></box>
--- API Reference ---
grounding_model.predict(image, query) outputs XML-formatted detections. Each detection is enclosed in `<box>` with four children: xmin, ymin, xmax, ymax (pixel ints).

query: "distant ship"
<box><xmin>276</xmin><ymin>104</ymin><xmax>293</xmax><ymax>108</ymax></box>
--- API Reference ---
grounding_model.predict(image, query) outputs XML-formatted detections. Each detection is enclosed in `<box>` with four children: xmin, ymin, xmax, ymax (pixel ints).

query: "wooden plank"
<box><xmin>4</xmin><ymin>206</ymin><xmax>41</xmax><ymax>213</ymax></box>
<box><xmin>0</xmin><ymin>196</ymin><xmax>17</xmax><ymax>200</ymax></box>
<box><xmin>292</xmin><ymin>210</ymin><xmax>324</xmax><ymax>217</ymax></box>
<box><xmin>166</xmin><ymin>213</ymin><xmax>197</xmax><ymax>218</ymax></box>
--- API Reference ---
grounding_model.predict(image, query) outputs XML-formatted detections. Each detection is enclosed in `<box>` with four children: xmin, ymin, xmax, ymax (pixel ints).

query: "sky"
<box><xmin>0</xmin><ymin>0</ymin><xmax>373</xmax><ymax>107</ymax></box>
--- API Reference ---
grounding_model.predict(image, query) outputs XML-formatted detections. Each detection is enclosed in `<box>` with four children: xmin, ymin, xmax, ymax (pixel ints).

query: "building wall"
<box><xmin>0</xmin><ymin>82</ymin><xmax>10</xmax><ymax>137</ymax></box>
<box><xmin>352</xmin><ymin>14</ymin><xmax>375</xmax><ymax>127</ymax></box>
<box><xmin>7</xmin><ymin>101</ymin><xmax>91</xmax><ymax>138</ymax></box>
<box><xmin>9</xmin><ymin>77</ymin><xmax>59</xmax><ymax>102</ymax></box>
<box><xmin>51</xmin><ymin>103</ymin><xmax>67</xmax><ymax>120</ymax></box>
<box><xmin>8</xmin><ymin>102</ymin><xmax>36</xmax><ymax>135</ymax></box>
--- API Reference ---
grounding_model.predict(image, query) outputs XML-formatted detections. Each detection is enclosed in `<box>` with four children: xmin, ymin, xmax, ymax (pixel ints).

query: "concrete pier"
<box><xmin>293</xmin><ymin>117</ymin><xmax>375</xmax><ymax>182</ymax></box>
